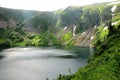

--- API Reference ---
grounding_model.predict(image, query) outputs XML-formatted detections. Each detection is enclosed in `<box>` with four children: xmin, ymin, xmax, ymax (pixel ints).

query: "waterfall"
<box><xmin>81</xmin><ymin>32</ymin><xmax>86</xmax><ymax>35</ymax></box>
<box><xmin>104</xmin><ymin>26</ymin><xmax>108</xmax><ymax>30</ymax></box>
<box><xmin>111</xmin><ymin>5</ymin><xmax>117</xmax><ymax>13</ymax></box>
<box><xmin>112</xmin><ymin>22</ymin><xmax>118</xmax><ymax>26</ymax></box>
<box><xmin>111</xmin><ymin>5</ymin><xmax>117</xmax><ymax>18</ymax></box>
<box><xmin>63</xmin><ymin>26</ymin><xmax>67</xmax><ymax>30</ymax></box>
<box><xmin>73</xmin><ymin>25</ymin><xmax>76</xmax><ymax>36</ymax></box>
<box><xmin>90</xmin><ymin>36</ymin><xmax>94</xmax><ymax>40</ymax></box>
<box><xmin>94</xmin><ymin>25</ymin><xmax>97</xmax><ymax>28</ymax></box>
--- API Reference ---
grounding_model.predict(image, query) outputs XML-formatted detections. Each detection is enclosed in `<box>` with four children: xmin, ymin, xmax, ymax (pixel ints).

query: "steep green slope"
<box><xmin>0</xmin><ymin>2</ymin><xmax>120</xmax><ymax>80</ymax></box>
<box><xmin>71</xmin><ymin>33</ymin><xmax>120</xmax><ymax>80</ymax></box>
<box><xmin>57</xmin><ymin>11</ymin><xmax>120</xmax><ymax>80</ymax></box>
<box><xmin>0</xmin><ymin>2</ymin><xmax>115</xmax><ymax>33</ymax></box>
<box><xmin>1</xmin><ymin>2</ymin><xmax>120</xmax><ymax>48</ymax></box>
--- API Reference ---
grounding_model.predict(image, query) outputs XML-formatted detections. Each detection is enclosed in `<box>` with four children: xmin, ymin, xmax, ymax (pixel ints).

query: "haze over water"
<box><xmin>0</xmin><ymin>47</ymin><xmax>93</xmax><ymax>80</ymax></box>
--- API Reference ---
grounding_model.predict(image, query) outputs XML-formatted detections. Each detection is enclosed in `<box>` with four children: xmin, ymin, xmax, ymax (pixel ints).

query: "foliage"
<box><xmin>67</xmin><ymin>38</ymin><xmax>75</xmax><ymax>46</ymax></box>
<box><xmin>60</xmin><ymin>7</ymin><xmax>83</xmax><ymax>26</ymax></box>
<box><xmin>62</xmin><ymin>31</ymin><xmax>72</xmax><ymax>42</ymax></box>
<box><xmin>29</xmin><ymin>12</ymin><xmax>57</xmax><ymax>32</ymax></box>
<box><xmin>0</xmin><ymin>39</ymin><xmax>12</xmax><ymax>50</ymax></box>
<box><xmin>99</xmin><ymin>5</ymin><xmax>112</xmax><ymax>23</ymax></box>
<box><xmin>0</xmin><ymin>3</ymin><xmax>116</xmax><ymax>34</ymax></box>
<box><xmin>57</xmin><ymin>18</ymin><xmax>120</xmax><ymax>80</ymax></box>
<box><xmin>31</xmin><ymin>32</ymin><xmax>60</xmax><ymax>46</ymax></box>
<box><xmin>0</xmin><ymin>3</ymin><xmax>120</xmax><ymax>80</ymax></box>
<box><xmin>79</xmin><ymin>7</ymin><xmax>100</xmax><ymax>30</ymax></box>
<box><xmin>56</xmin><ymin>4</ymin><xmax>120</xmax><ymax>79</ymax></box>
<box><xmin>93</xmin><ymin>24</ymin><xmax>109</xmax><ymax>47</ymax></box>
<box><xmin>0</xmin><ymin>27</ymin><xmax>60</xmax><ymax>49</ymax></box>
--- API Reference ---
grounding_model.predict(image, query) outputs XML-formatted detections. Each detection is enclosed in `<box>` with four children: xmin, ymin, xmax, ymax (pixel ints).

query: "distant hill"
<box><xmin>0</xmin><ymin>2</ymin><xmax>120</xmax><ymax>47</ymax></box>
<box><xmin>0</xmin><ymin>2</ymin><xmax>117</xmax><ymax>33</ymax></box>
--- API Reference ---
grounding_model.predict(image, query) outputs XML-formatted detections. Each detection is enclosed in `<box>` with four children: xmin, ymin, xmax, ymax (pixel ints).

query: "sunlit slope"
<box><xmin>57</xmin><ymin>4</ymin><xmax>120</xmax><ymax>79</ymax></box>
<box><xmin>57</xmin><ymin>26</ymin><xmax>96</xmax><ymax>46</ymax></box>
<box><xmin>57</xmin><ymin>21</ymin><xmax>120</xmax><ymax>80</ymax></box>
<box><xmin>0</xmin><ymin>2</ymin><xmax>120</xmax><ymax>47</ymax></box>
<box><xmin>74</xmin><ymin>27</ymin><xmax>96</xmax><ymax>46</ymax></box>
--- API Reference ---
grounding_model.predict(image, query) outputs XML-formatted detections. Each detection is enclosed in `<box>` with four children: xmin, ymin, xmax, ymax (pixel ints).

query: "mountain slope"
<box><xmin>0</xmin><ymin>2</ymin><xmax>120</xmax><ymax>47</ymax></box>
<box><xmin>57</xmin><ymin>8</ymin><xmax>120</xmax><ymax>80</ymax></box>
<box><xmin>74</xmin><ymin>27</ymin><xmax>96</xmax><ymax>46</ymax></box>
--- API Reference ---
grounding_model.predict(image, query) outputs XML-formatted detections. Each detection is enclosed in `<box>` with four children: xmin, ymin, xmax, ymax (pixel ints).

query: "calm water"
<box><xmin>0</xmin><ymin>46</ymin><xmax>93</xmax><ymax>80</ymax></box>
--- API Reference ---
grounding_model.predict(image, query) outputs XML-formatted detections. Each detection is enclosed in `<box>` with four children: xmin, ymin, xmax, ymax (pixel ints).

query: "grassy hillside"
<box><xmin>0</xmin><ymin>2</ymin><xmax>116</xmax><ymax>32</ymax></box>
<box><xmin>56</xmin><ymin>7</ymin><xmax>120</xmax><ymax>80</ymax></box>
<box><xmin>0</xmin><ymin>1</ymin><xmax>120</xmax><ymax>80</ymax></box>
<box><xmin>71</xmin><ymin>28</ymin><xmax>120</xmax><ymax>80</ymax></box>
<box><xmin>0</xmin><ymin>2</ymin><xmax>120</xmax><ymax>48</ymax></box>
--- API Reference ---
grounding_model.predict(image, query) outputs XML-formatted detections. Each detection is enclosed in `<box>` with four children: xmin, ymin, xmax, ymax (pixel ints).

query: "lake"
<box><xmin>0</xmin><ymin>46</ymin><xmax>94</xmax><ymax>80</ymax></box>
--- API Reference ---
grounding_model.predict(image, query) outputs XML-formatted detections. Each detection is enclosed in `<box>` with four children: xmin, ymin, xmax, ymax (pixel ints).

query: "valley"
<box><xmin>0</xmin><ymin>1</ymin><xmax>120</xmax><ymax>80</ymax></box>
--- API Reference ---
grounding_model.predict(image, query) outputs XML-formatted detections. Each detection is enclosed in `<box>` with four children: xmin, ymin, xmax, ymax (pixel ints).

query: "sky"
<box><xmin>0</xmin><ymin>0</ymin><xmax>117</xmax><ymax>11</ymax></box>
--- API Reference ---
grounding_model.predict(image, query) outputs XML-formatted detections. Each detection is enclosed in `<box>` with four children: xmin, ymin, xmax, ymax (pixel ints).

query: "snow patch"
<box><xmin>81</xmin><ymin>32</ymin><xmax>86</xmax><ymax>35</ymax></box>
<box><xmin>111</xmin><ymin>5</ymin><xmax>117</xmax><ymax>12</ymax></box>
<box><xmin>73</xmin><ymin>25</ymin><xmax>76</xmax><ymax>36</ymax></box>
<box><xmin>63</xmin><ymin>26</ymin><xmax>67</xmax><ymax>30</ymax></box>
<box><xmin>73</xmin><ymin>33</ymin><xmax>76</xmax><ymax>37</ymax></box>
<box><xmin>112</xmin><ymin>13</ymin><xmax>115</xmax><ymax>18</ymax></box>
<box><xmin>112</xmin><ymin>22</ymin><xmax>118</xmax><ymax>26</ymax></box>
<box><xmin>90</xmin><ymin>36</ymin><xmax>94</xmax><ymax>40</ymax></box>
<box><xmin>94</xmin><ymin>25</ymin><xmax>97</xmax><ymax>28</ymax></box>
<box><xmin>90</xmin><ymin>44</ymin><xmax>92</xmax><ymax>47</ymax></box>
<box><xmin>104</xmin><ymin>26</ymin><xmax>108</xmax><ymax>30</ymax></box>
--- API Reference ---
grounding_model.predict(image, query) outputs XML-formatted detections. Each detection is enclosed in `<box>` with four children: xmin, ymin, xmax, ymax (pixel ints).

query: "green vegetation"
<box><xmin>63</xmin><ymin>32</ymin><xmax>75</xmax><ymax>46</ymax></box>
<box><xmin>0</xmin><ymin>3</ymin><xmax>115</xmax><ymax>33</ymax></box>
<box><xmin>62</xmin><ymin>31</ymin><xmax>72</xmax><ymax>42</ymax></box>
<box><xmin>55</xmin><ymin>2</ymin><xmax>120</xmax><ymax>80</ymax></box>
<box><xmin>31</xmin><ymin>32</ymin><xmax>60</xmax><ymax>46</ymax></box>
<box><xmin>56</xmin><ymin>6</ymin><xmax>120</xmax><ymax>79</ymax></box>
<box><xmin>0</xmin><ymin>2</ymin><xmax>120</xmax><ymax>80</ymax></box>
<box><xmin>0</xmin><ymin>28</ymin><xmax>60</xmax><ymax>50</ymax></box>
<box><xmin>93</xmin><ymin>24</ymin><xmax>109</xmax><ymax>47</ymax></box>
<box><xmin>57</xmin><ymin>34</ymin><xmax>120</xmax><ymax>80</ymax></box>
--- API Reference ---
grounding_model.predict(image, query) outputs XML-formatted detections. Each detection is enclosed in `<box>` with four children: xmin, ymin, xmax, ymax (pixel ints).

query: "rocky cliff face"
<box><xmin>0</xmin><ymin>2</ymin><xmax>120</xmax><ymax>47</ymax></box>
<box><xmin>57</xmin><ymin>24</ymin><xmax>96</xmax><ymax>46</ymax></box>
<box><xmin>0</xmin><ymin>18</ymin><xmax>16</xmax><ymax>28</ymax></box>
<box><xmin>0</xmin><ymin>21</ymin><xmax>7</xmax><ymax>28</ymax></box>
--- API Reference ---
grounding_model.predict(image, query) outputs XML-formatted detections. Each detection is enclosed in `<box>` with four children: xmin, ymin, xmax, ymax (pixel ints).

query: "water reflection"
<box><xmin>0</xmin><ymin>47</ymin><xmax>93</xmax><ymax>80</ymax></box>
<box><xmin>0</xmin><ymin>55</ymin><xmax>4</xmax><ymax>60</ymax></box>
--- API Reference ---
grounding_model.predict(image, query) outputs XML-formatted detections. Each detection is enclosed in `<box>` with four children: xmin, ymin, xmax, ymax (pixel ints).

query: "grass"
<box><xmin>57</xmin><ymin>19</ymin><xmax>120</xmax><ymax>80</ymax></box>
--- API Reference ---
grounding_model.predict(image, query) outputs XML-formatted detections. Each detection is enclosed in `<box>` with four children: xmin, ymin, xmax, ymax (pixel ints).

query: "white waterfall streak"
<box><xmin>90</xmin><ymin>36</ymin><xmax>94</xmax><ymax>40</ymax></box>
<box><xmin>94</xmin><ymin>25</ymin><xmax>97</xmax><ymax>28</ymax></box>
<box><xmin>63</xmin><ymin>26</ymin><xmax>67</xmax><ymax>30</ymax></box>
<box><xmin>73</xmin><ymin>25</ymin><xmax>76</xmax><ymax>36</ymax></box>
<box><xmin>111</xmin><ymin>5</ymin><xmax>117</xmax><ymax>13</ymax></box>
<box><xmin>81</xmin><ymin>32</ymin><xmax>86</xmax><ymax>35</ymax></box>
<box><xmin>111</xmin><ymin>5</ymin><xmax>117</xmax><ymax>18</ymax></box>
<box><xmin>112</xmin><ymin>22</ymin><xmax>118</xmax><ymax>26</ymax></box>
<box><xmin>104</xmin><ymin>26</ymin><xmax>108</xmax><ymax>30</ymax></box>
<box><xmin>90</xmin><ymin>44</ymin><xmax>92</xmax><ymax>47</ymax></box>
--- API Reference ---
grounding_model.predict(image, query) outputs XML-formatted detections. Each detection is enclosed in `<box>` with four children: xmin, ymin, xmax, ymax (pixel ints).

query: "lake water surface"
<box><xmin>0</xmin><ymin>46</ymin><xmax>93</xmax><ymax>80</ymax></box>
